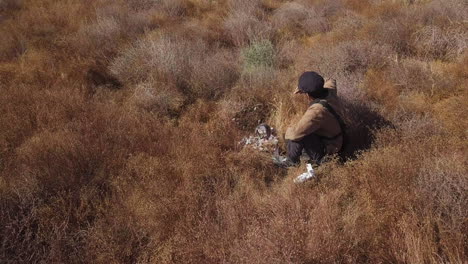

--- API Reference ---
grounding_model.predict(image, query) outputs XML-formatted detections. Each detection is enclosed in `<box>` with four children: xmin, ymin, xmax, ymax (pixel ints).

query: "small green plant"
<box><xmin>242</xmin><ymin>40</ymin><xmax>276</xmax><ymax>72</ymax></box>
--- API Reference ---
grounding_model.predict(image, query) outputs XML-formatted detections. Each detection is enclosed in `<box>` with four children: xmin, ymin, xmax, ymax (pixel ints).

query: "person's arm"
<box><xmin>285</xmin><ymin>105</ymin><xmax>324</xmax><ymax>141</ymax></box>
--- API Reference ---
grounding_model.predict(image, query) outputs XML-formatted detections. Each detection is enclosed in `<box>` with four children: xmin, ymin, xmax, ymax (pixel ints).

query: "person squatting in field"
<box><xmin>274</xmin><ymin>71</ymin><xmax>346</xmax><ymax>168</ymax></box>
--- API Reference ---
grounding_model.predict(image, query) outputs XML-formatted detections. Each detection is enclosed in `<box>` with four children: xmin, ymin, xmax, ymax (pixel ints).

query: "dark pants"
<box><xmin>287</xmin><ymin>133</ymin><xmax>325</xmax><ymax>164</ymax></box>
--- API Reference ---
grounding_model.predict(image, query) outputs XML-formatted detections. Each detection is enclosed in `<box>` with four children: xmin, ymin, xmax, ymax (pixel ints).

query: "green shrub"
<box><xmin>242</xmin><ymin>40</ymin><xmax>276</xmax><ymax>73</ymax></box>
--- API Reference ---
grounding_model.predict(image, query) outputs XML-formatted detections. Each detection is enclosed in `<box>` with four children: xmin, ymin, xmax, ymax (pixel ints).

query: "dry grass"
<box><xmin>0</xmin><ymin>0</ymin><xmax>467</xmax><ymax>263</ymax></box>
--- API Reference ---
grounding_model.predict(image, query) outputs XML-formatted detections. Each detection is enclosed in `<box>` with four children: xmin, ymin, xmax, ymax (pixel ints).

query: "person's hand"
<box><xmin>324</xmin><ymin>78</ymin><xmax>336</xmax><ymax>89</ymax></box>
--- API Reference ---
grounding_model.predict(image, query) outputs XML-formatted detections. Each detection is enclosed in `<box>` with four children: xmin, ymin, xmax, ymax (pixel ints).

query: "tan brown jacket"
<box><xmin>285</xmin><ymin>79</ymin><xmax>344</xmax><ymax>154</ymax></box>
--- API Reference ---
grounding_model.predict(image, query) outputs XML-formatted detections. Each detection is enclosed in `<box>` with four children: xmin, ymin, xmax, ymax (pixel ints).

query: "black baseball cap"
<box><xmin>294</xmin><ymin>71</ymin><xmax>327</xmax><ymax>98</ymax></box>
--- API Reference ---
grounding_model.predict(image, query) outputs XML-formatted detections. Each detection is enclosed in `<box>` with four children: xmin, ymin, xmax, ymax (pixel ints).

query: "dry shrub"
<box><xmin>364</xmin><ymin>15</ymin><xmax>415</xmax><ymax>56</ymax></box>
<box><xmin>190</xmin><ymin>49</ymin><xmax>240</xmax><ymax>99</ymax></box>
<box><xmin>361</xmin><ymin>68</ymin><xmax>400</xmax><ymax>110</ymax></box>
<box><xmin>227</xmin><ymin>0</ymin><xmax>262</xmax><ymax>14</ymax></box>
<box><xmin>9</xmin><ymin>101</ymin><xmax>167</xmax><ymax>192</ymax></box>
<box><xmin>0</xmin><ymin>0</ymin><xmax>22</xmax><ymax>12</ymax></box>
<box><xmin>433</xmin><ymin>95</ymin><xmax>468</xmax><ymax>136</ymax></box>
<box><xmin>413</xmin><ymin>25</ymin><xmax>468</xmax><ymax>60</ymax></box>
<box><xmin>331</xmin><ymin>10</ymin><xmax>365</xmax><ymax>40</ymax></box>
<box><xmin>73</xmin><ymin>16</ymin><xmax>123</xmax><ymax>56</ymax></box>
<box><xmin>1</xmin><ymin>0</ymin><xmax>467</xmax><ymax>263</ymax></box>
<box><xmin>325</xmin><ymin>116</ymin><xmax>466</xmax><ymax>262</ymax></box>
<box><xmin>363</xmin><ymin>55</ymin><xmax>466</xmax><ymax>115</ymax></box>
<box><xmin>11</xmin><ymin>48</ymin><xmax>60</xmax><ymax>85</ymax></box>
<box><xmin>345</xmin><ymin>0</ymin><xmax>373</xmax><ymax>11</ymax></box>
<box><xmin>110</xmin><ymin>32</ymin><xmax>197</xmax><ymax>85</ymax></box>
<box><xmin>387</xmin><ymin>59</ymin><xmax>461</xmax><ymax>99</ymax></box>
<box><xmin>422</xmin><ymin>0</ymin><xmax>468</xmax><ymax>25</ymax></box>
<box><xmin>304</xmin><ymin>0</ymin><xmax>344</xmax><ymax>17</ymax></box>
<box><xmin>129</xmin><ymin>80</ymin><xmax>185</xmax><ymax>116</ymax></box>
<box><xmin>15</xmin><ymin>129</ymin><xmax>92</xmax><ymax>194</ymax></box>
<box><xmin>305</xmin><ymin>40</ymin><xmax>391</xmax><ymax>78</ymax></box>
<box><xmin>1</xmin><ymin>99</ymin><xmax>173</xmax><ymax>261</ymax></box>
<box><xmin>272</xmin><ymin>1</ymin><xmax>332</xmax><ymax>38</ymax></box>
<box><xmin>388</xmin><ymin>59</ymin><xmax>434</xmax><ymax>94</ymax></box>
<box><xmin>275</xmin><ymin>40</ymin><xmax>302</xmax><ymax>68</ymax></box>
<box><xmin>224</xmin><ymin>12</ymin><xmax>273</xmax><ymax>47</ymax></box>
<box><xmin>0</xmin><ymin>25</ymin><xmax>27</xmax><ymax>61</ymax></box>
<box><xmin>111</xmin><ymin>30</ymin><xmax>239</xmax><ymax>105</ymax></box>
<box><xmin>387</xmin><ymin>146</ymin><xmax>467</xmax><ymax>263</ymax></box>
<box><xmin>0</xmin><ymin>194</ymin><xmax>48</xmax><ymax>263</ymax></box>
<box><xmin>8</xmin><ymin>0</ymin><xmax>89</xmax><ymax>42</ymax></box>
<box><xmin>159</xmin><ymin>146</ymin><xmax>284</xmax><ymax>263</ymax></box>
<box><xmin>126</xmin><ymin>0</ymin><xmax>192</xmax><ymax>16</ymax></box>
<box><xmin>234</xmin><ymin>67</ymin><xmax>277</xmax><ymax>102</ymax></box>
<box><xmin>363</xmin><ymin>0</ymin><xmax>466</xmax><ymax>59</ymax></box>
<box><xmin>0</xmin><ymin>84</ymin><xmax>86</xmax><ymax>159</ymax></box>
<box><xmin>0</xmin><ymin>85</ymin><xmax>38</xmax><ymax>156</ymax></box>
<box><xmin>109</xmin><ymin>31</ymin><xmax>207</xmax><ymax>106</ymax></box>
<box><xmin>83</xmin><ymin>153</ymin><xmax>181</xmax><ymax>263</ymax></box>
<box><xmin>155</xmin><ymin>0</ymin><xmax>192</xmax><ymax>16</ymax></box>
<box><xmin>224</xmin><ymin>0</ymin><xmax>273</xmax><ymax>46</ymax></box>
<box><xmin>272</xmin><ymin>2</ymin><xmax>314</xmax><ymax>34</ymax></box>
<box><xmin>71</xmin><ymin>4</ymin><xmax>156</xmax><ymax>58</ymax></box>
<box><xmin>412</xmin><ymin>155</ymin><xmax>467</xmax><ymax>263</ymax></box>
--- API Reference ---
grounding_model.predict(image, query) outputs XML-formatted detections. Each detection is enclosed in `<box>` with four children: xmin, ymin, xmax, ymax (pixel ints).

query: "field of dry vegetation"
<box><xmin>0</xmin><ymin>0</ymin><xmax>467</xmax><ymax>263</ymax></box>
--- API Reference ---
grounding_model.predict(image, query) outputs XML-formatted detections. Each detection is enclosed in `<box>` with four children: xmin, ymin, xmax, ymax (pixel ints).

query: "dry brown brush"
<box><xmin>0</xmin><ymin>0</ymin><xmax>467</xmax><ymax>263</ymax></box>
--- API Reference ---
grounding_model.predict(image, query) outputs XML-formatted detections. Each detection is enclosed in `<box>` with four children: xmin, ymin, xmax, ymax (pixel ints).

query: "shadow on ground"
<box><xmin>339</xmin><ymin>99</ymin><xmax>393</xmax><ymax>161</ymax></box>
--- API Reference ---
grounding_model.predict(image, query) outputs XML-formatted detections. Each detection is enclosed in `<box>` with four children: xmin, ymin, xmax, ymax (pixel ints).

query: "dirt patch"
<box><xmin>233</xmin><ymin>103</ymin><xmax>270</xmax><ymax>131</ymax></box>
